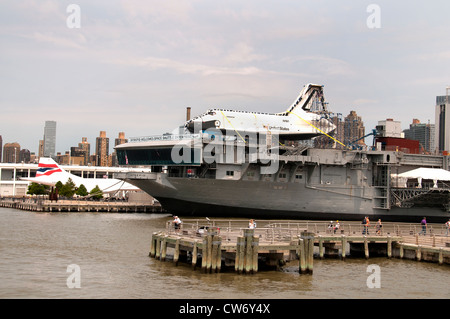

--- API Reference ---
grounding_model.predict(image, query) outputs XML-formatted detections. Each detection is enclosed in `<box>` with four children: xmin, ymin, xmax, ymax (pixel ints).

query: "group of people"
<box><xmin>172</xmin><ymin>215</ymin><xmax>450</xmax><ymax>236</ymax></box>
<box><xmin>327</xmin><ymin>221</ymin><xmax>340</xmax><ymax>234</ymax></box>
<box><xmin>419</xmin><ymin>217</ymin><xmax>450</xmax><ymax>236</ymax></box>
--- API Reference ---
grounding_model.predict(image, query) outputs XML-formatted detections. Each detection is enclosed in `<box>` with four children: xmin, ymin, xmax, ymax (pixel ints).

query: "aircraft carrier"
<box><xmin>115</xmin><ymin>84</ymin><xmax>450</xmax><ymax>222</ymax></box>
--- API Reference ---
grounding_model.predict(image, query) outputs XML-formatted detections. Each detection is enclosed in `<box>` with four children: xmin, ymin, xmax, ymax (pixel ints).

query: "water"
<box><xmin>0</xmin><ymin>207</ymin><xmax>449</xmax><ymax>300</ymax></box>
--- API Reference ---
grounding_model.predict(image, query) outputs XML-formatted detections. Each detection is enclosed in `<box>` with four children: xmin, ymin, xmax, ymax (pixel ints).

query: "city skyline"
<box><xmin>1</xmin><ymin>1</ymin><xmax>450</xmax><ymax>154</ymax></box>
<box><xmin>0</xmin><ymin>127</ymin><xmax>128</xmax><ymax>163</ymax></box>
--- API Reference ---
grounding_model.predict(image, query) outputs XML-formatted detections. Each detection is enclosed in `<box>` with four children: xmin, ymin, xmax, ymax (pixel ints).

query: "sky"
<box><xmin>1</xmin><ymin>0</ymin><xmax>450</xmax><ymax>154</ymax></box>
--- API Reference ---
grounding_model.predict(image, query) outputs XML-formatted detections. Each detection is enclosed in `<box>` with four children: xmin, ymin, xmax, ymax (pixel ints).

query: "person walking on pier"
<box><xmin>375</xmin><ymin>219</ymin><xmax>383</xmax><ymax>235</ymax></box>
<box><xmin>419</xmin><ymin>217</ymin><xmax>427</xmax><ymax>236</ymax></box>
<box><xmin>362</xmin><ymin>216</ymin><xmax>370</xmax><ymax>235</ymax></box>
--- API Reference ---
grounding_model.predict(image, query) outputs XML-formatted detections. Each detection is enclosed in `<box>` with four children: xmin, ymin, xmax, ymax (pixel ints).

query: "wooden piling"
<box><xmin>235</xmin><ymin>236</ymin><xmax>242</xmax><ymax>273</ymax></box>
<box><xmin>160</xmin><ymin>236</ymin><xmax>167</xmax><ymax>261</ymax></box>
<box><xmin>201</xmin><ymin>235</ymin><xmax>208</xmax><ymax>273</ymax></box>
<box><xmin>192</xmin><ymin>241</ymin><xmax>198</xmax><ymax>269</ymax></box>
<box><xmin>155</xmin><ymin>235</ymin><xmax>161</xmax><ymax>260</ymax></box>
<box><xmin>298</xmin><ymin>238</ymin><xmax>306</xmax><ymax>274</ymax></box>
<box><xmin>149</xmin><ymin>233</ymin><xmax>157</xmax><ymax>257</ymax></box>
<box><xmin>307</xmin><ymin>234</ymin><xmax>314</xmax><ymax>274</ymax></box>
<box><xmin>299</xmin><ymin>232</ymin><xmax>314</xmax><ymax>274</ymax></box>
<box><xmin>387</xmin><ymin>236</ymin><xmax>392</xmax><ymax>259</ymax></box>
<box><xmin>252</xmin><ymin>236</ymin><xmax>259</xmax><ymax>274</ymax></box>
<box><xmin>236</xmin><ymin>236</ymin><xmax>245</xmax><ymax>274</ymax></box>
<box><xmin>206</xmin><ymin>232</ymin><xmax>213</xmax><ymax>273</ymax></box>
<box><xmin>318</xmin><ymin>236</ymin><xmax>324</xmax><ymax>259</ymax></box>
<box><xmin>341</xmin><ymin>235</ymin><xmax>347</xmax><ymax>259</ymax></box>
<box><xmin>364</xmin><ymin>236</ymin><xmax>369</xmax><ymax>259</ymax></box>
<box><xmin>174</xmin><ymin>238</ymin><xmax>180</xmax><ymax>266</ymax></box>
<box><xmin>215</xmin><ymin>236</ymin><xmax>222</xmax><ymax>273</ymax></box>
<box><xmin>244</xmin><ymin>229</ymin><xmax>254</xmax><ymax>274</ymax></box>
<box><xmin>211</xmin><ymin>235</ymin><xmax>219</xmax><ymax>272</ymax></box>
<box><xmin>416</xmin><ymin>245</ymin><xmax>422</xmax><ymax>261</ymax></box>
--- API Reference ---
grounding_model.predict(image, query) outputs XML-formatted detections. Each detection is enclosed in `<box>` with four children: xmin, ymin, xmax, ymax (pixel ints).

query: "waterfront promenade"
<box><xmin>150</xmin><ymin>219</ymin><xmax>450</xmax><ymax>274</ymax></box>
<box><xmin>0</xmin><ymin>197</ymin><xmax>163</xmax><ymax>213</ymax></box>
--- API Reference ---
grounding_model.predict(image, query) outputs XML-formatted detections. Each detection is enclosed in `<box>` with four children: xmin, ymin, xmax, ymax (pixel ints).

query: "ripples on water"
<box><xmin>0</xmin><ymin>207</ymin><xmax>449</xmax><ymax>299</ymax></box>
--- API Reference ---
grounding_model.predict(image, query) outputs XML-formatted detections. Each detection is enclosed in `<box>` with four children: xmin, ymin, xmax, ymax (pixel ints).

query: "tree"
<box><xmin>89</xmin><ymin>185</ymin><xmax>103</xmax><ymax>200</ymax></box>
<box><xmin>59</xmin><ymin>178</ymin><xmax>77</xmax><ymax>198</ymax></box>
<box><xmin>27</xmin><ymin>182</ymin><xmax>49</xmax><ymax>195</ymax></box>
<box><xmin>76</xmin><ymin>184</ymin><xmax>88</xmax><ymax>197</ymax></box>
<box><xmin>55</xmin><ymin>181</ymin><xmax>64</xmax><ymax>192</ymax></box>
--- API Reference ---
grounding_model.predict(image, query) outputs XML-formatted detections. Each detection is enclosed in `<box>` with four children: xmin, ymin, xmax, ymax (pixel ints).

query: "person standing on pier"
<box><xmin>173</xmin><ymin>216</ymin><xmax>182</xmax><ymax>233</ymax></box>
<box><xmin>419</xmin><ymin>217</ymin><xmax>427</xmax><ymax>235</ymax></box>
<box><xmin>333</xmin><ymin>220</ymin><xmax>340</xmax><ymax>234</ymax></box>
<box><xmin>248</xmin><ymin>219</ymin><xmax>256</xmax><ymax>229</ymax></box>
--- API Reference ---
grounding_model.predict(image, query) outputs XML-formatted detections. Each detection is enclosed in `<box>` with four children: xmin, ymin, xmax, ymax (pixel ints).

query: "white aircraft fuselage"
<box><xmin>22</xmin><ymin>158</ymin><xmax>140</xmax><ymax>194</ymax></box>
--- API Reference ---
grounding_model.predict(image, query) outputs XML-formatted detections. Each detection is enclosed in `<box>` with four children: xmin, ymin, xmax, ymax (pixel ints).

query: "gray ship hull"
<box><xmin>127</xmin><ymin>176</ymin><xmax>450</xmax><ymax>223</ymax></box>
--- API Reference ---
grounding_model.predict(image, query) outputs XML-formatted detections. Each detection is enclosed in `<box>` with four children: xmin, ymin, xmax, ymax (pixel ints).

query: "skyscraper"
<box><xmin>403</xmin><ymin>119</ymin><xmax>435</xmax><ymax>154</ymax></box>
<box><xmin>0</xmin><ymin>135</ymin><xmax>2</xmax><ymax>163</ymax></box>
<box><xmin>95</xmin><ymin>131</ymin><xmax>109</xmax><ymax>166</ymax></box>
<box><xmin>344</xmin><ymin>111</ymin><xmax>365</xmax><ymax>146</ymax></box>
<box><xmin>76</xmin><ymin>137</ymin><xmax>90</xmax><ymax>165</ymax></box>
<box><xmin>112</xmin><ymin>132</ymin><xmax>127</xmax><ymax>166</ymax></box>
<box><xmin>43</xmin><ymin>121</ymin><xmax>57</xmax><ymax>158</ymax></box>
<box><xmin>115</xmin><ymin>132</ymin><xmax>127</xmax><ymax>147</ymax></box>
<box><xmin>435</xmin><ymin>88</ymin><xmax>450</xmax><ymax>154</ymax></box>
<box><xmin>3</xmin><ymin>142</ymin><xmax>20</xmax><ymax>163</ymax></box>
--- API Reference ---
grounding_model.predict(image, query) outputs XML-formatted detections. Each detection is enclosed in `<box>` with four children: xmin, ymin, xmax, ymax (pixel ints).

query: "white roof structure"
<box><xmin>397</xmin><ymin>168</ymin><xmax>450</xmax><ymax>181</ymax></box>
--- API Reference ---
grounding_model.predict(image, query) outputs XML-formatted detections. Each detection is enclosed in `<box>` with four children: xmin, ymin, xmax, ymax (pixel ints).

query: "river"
<box><xmin>0</xmin><ymin>207</ymin><xmax>448</xmax><ymax>301</ymax></box>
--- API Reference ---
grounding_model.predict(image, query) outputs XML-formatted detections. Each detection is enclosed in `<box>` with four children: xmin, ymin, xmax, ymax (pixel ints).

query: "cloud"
<box><xmin>224</xmin><ymin>42</ymin><xmax>267</xmax><ymax>64</ymax></box>
<box><xmin>31</xmin><ymin>31</ymin><xmax>87</xmax><ymax>50</ymax></box>
<box><xmin>280</xmin><ymin>55</ymin><xmax>355</xmax><ymax>77</ymax></box>
<box><xmin>109</xmin><ymin>55</ymin><xmax>262</xmax><ymax>76</ymax></box>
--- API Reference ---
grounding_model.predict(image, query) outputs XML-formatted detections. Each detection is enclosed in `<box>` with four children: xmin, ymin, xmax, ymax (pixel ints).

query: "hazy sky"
<box><xmin>1</xmin><ymin>0</ymin><xmax>450</xmax><ymax>154</ymax></box>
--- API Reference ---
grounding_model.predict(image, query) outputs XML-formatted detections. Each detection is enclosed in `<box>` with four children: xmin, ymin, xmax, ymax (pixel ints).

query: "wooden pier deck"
<box><xmin>149</xmin><ymin>219</ymin><xmax>450</xmax><ymax>274</ymax></box>
<box><xmin>0</xmin><ymin>198</ymin><xmax>163</xmax><ymax>213</ymax></box>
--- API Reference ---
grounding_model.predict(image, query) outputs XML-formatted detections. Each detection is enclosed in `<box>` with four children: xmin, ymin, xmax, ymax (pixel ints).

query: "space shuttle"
<box><xmin>22</xmin><ymin>157</ymin><xmax>140</xmax><ymax>194</ymax></box>
<box><xmin>185</xmin><ymin>83</ymin><xmax>336</xmax><ymax>140</ymax></box>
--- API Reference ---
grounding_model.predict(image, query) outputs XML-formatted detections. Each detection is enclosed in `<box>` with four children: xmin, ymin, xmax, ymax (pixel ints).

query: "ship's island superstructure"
<box><xmin>115</xmin><ymin>84</ymin><xmax>450</xmax><ymax>222</ymax></box>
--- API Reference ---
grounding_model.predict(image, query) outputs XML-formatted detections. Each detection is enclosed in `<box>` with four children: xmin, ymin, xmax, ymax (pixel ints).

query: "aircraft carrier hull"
<box><xmin>127</xmin><ymin>176</ymin><xmax>450</xmax><ymax>223</ymax></box>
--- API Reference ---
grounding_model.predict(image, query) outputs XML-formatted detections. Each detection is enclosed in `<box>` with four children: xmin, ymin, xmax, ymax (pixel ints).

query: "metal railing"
<box><xmin>164</xmin><ymin>218</ymin><xmax>450</xmax><ymax>244</ymax></box>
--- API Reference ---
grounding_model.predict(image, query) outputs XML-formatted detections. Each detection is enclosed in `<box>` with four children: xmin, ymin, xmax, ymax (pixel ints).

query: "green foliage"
<box><xmin>59</xmin><ymin>178</ymin><xmax>77</xmax><ymax>198</ymax></box>
<box><xmin>55</xmin><ymin>181</ymin><xmax>64</xmax><ymax>192</ymax></box>
<box><xmin>76</xmin><ymin>184</ymin><xmax>88</xmax><ymax>197</ymax></box>
<box><xmin>27</xmin><ymin>182</ymin><xmax>49</xmax><ymax>195</ymax></box>
<box><xmin>89</xmin><ymin>185</ymin><xmax>103</xmax><ymax>200</ymax></box>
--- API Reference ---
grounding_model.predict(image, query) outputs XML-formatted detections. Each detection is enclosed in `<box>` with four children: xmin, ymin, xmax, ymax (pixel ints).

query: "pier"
<box><xmin>0</xmin><ymin>197</ymin><xmax>163</xmax><ymax>213</ymax></box>
<box><xmin>150</xmin><ymin>219</ymin><xmax>450</xmax><ymax>274</ymax></box>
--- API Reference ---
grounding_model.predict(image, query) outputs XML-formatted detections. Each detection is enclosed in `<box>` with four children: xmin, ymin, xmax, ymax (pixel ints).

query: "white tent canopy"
<box><xmin>397</xmin><ymin>168</ymin><xmax>450</xmax><ymax>181</ymax></box>
<box><xmin>393</xmin><ymin>167</ymin><xmax>450</xmax><ymax>188</ymax></box>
